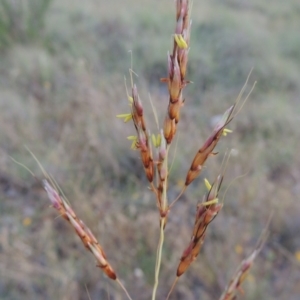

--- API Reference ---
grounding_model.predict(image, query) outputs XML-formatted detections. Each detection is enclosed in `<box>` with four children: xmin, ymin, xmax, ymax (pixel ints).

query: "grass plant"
<box><xmin>2</xmin><ymin>0</ymin><xmax>300</xmax><ymax>299</ymax></box>
<box><xmin>29</xmin><ymin>1</ymin><xmax>266</xmax><ymax>299</ymax></box>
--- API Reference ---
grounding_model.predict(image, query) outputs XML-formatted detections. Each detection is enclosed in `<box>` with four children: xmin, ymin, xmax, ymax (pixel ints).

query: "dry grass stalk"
<box><xmin>219</xmin><ymin>230</ymin><xmax>268</xmax><ymax>300</ymax></box>
<box><xmin>43</xmin><ymin>179</ymin><xmax>117</xmax><ymax>280</ymax></box>
<box><xmin>43</xmin><ymin>179</ymin><xmax>132</xmax><ymax>300</ymax></box>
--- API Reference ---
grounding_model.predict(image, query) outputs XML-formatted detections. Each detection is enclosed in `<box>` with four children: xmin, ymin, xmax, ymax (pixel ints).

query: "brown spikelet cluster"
<box><xmin>43</xmin><ymin>180</ymin><xmax>117</xmax><ymax>280</ymax></box>
<box><xmin>185</xmin><ymin>104</ymin><xmax>235</xmax><ymax>186</ymax></box>
<box><xmin>126</xmin><ymin>0</ymin><xmax>193</xmax><ymax>218</ymax></box>
<box><xmin>156</xmin><ymin>131</ymin><xmax>168</xmax><ymax>214</ymax></box>
<box><xmin>161</xmin><ymin>0</ymin><xmax>191</xmax><ymax>144</ymax></box>
<box><xmin>124</xmin><ymin>0</ymin><xmax>239</xmax><ymax>224</ymax></box>
<box><xmin>177</xmin><ymin>172</ymin><xmax>224</xmax><ymax>277</ymax></box>
<box><xmin>131</xmin><ymin>85</ymin><xmax>154</xmax><ymax>183</ymax></box>
<box><xmin>219</xmin><ymin>245</ymin><xmax>263</xmax><ymax>300</ymax></box>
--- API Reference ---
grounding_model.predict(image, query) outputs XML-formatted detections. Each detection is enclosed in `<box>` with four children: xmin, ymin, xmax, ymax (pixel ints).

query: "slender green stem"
<box><xmin>152</xmin><ymin>146</ymin><xmax>170</xmax><ymax>300</ymax></box>
<box><xmin>152</xmin><ymin>217</ymin><xmax>166</xmax><ymax>300</ymax></box>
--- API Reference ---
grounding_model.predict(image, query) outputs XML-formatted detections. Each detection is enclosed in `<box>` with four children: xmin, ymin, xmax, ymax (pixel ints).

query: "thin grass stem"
<box><xmin>152</xmin><ymin>146</ymin><xmax>170</xmax><ymax>300</ymax></box>
<box><xmin>116</xmin><ymin>278</ymin><xmax>133</xmax><ymax>300</ymax></box>
<box><xmin>152</xmin><ymin>217</ymin><xmax>166</xmax><ymax>300</ymax></box>
<box><xmin>168</xmin><ymin>186</ymin><xmax>187</xmax><ymax>209</ymax></box>
<box><xmin>166</xmin><ymin>277</ymin><xmax>179</xmax><ymax>300</ymax></box>
<box><xmin>150</xmin><ymin>182</ymin><xmax>158</xmax><ymax>198</ymax></box>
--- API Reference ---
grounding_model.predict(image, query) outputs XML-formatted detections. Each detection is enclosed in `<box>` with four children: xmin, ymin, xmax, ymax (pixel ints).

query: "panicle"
<box><xmin>176</xmin><ymin>170</ymin><xmax>224</xmax><ymax>277</ymax></box>
<box><xmin>161</xmin><ymin>0</ymin><xmax>191</xmax><ymax>145</ymax></box>
<box><xmin>185</xmin><ymin>105</ymin><xmax>235</xmax><ymax>186</ymax></box>
<box><xmin>219</xmin><ymin>248</ymin><xmax>261</xmax><ymax>300</ymax></box>
<box><xmin>43</xmin><ymin>180</ymin><xmax>117</xmax><ymax>280</ymax></box>
<box><xmin>131</xmin><ymin>85</ymin><xmax>154</xmax><ymax>183</ymax></box>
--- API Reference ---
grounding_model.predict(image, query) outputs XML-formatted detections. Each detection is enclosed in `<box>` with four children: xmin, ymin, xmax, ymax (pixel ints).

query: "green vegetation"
<box><xmin>0</xmin><ymin>0</ymin><xmax>300</xmax><ymax>299</ymax></box>
<box><xmin>0</xmin><ymin>0</ymin><xmax>52</xmax><ymax>49</ymax></box>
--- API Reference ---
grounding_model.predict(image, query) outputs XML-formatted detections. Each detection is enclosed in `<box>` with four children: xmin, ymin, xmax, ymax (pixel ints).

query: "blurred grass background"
<box><xmin>0</xmin><ymin>0</ymin><xmax>300</xmax><ymax>299</ymax></box>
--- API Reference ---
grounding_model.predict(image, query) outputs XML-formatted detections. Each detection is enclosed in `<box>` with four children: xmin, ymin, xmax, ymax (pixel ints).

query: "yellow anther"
<box><xmin>128</xmin><ymin>96</ymin><xmax>133</xmax><ymax>103</ymax></box>
<box><xmin>151</xmin><ymin>134</ymin><xmax>157</xmax><ymax>147</ymax></box>
<box><xmin>151</xmin><ymin>133</ymin><xmax>162</xmax><ymax>148</ymax></box>
<box><xmin>116</xmin><ymin>113</ymin><xmax>132</xmax><ymax>122</ymax></box>
<box><xmin>174</xmin><ymin>34</ymin><xmax>188</xmax><ymax>49</ymax></box>
<box><xmin>202</xmin><ymin>198</ymin><xmax>219</xmax><ymax>206</ymax></box>
<box><xmin>204</xmin><ymin>178</ymin><xmax>212</xmax><ymax>191</ymax></box>
<box><xmin>222</xmin><ymin>128</ymin><xmax>233</xmax><ymax>136</ymax></box>
<box><xmin>127</xmin><ymin>136</ymin><xmax>138</xmax><ymax>149</ymax></box>
<box><xmin>127</xmin><ymin>136</ymin><xmax>137</xmax><ymax>140</ymax></box>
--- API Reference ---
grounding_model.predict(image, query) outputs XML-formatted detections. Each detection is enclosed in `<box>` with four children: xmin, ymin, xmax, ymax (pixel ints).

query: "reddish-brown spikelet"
<box><xmin>176</xmin><ymin>0</ymin><xmax>187</xmax><ymax>20</ymax></box>
<box><xmin>179</xmin><ymin>50</ymin><xmax>188</xmax><ymax>79</ymax></box>
<box><xmin>157</xmin><ymin>167</ymin><xmax>167</xmax><ymax>212</ymax></box>
<box><xmin>177</xmin><ymin>174</ymin><xmax>224</xmax><ymax>277</ymax></box>
<box><xmin>132</xmin><ymin>85</ymin><xmax>146</xmax><ymax>131</ymax></box>
<box><xmin>169</xmin><ymin>58</ymin><xmax>181</xmax><ymax>100</ymax></box>
<box><xmin>168</xmin><ymin>94</ymin><xmax>183</xmax><ymax>122</ymax></box>
<box><xmin>161</xmin><ymin>0</ymin><xmax>191</xmax><ymax>145</ymax></box>
<box><xmin>163</xmin><ymin>115</ymin><xmax>176</xmax><ymax>144</ymax></box>
<box><xmin>43</xmin><ymin>179</ymin><xmax>68</xmax><ymax>220</ymax></box>
<box><xmin>136</xmin><ymin>128</ymin><xmax>154</xmax><ymax>182</ymax></box>
<box><xmin>131</xmin><ymin>85</ymin><xmax>154</xmax><ymax>182</ymax></box>
<box><xmin>88</xmin><ymin>243</ymin><xmax>117</xmax><ymax>280</ymax></box>
<box><xmin>219</xmin><ymin>248</ymin><xmax>261</xmax><ymax>300</ymax></box>
<box><xmin>177</xmin><ymin>203</ymin><xmax>223</xmax><ymax>276</ymax></box>
<box><xmin>185</xmin><ymin>105</ymin><xmax>235</xmax><ymax>186</ymax></box>
<box><xmin>43</xmin><ymin>180</ymin><xmax>117</xmax><ymax>280</ymax></box>
<box><xmin>145</xmin><ymin>161</ymin><xmax>154</xmax><ymax>183</ymax></box>
<box><xmin>155</xmin><ymin>134</ymin><xmax>168</xmax><ymax>212</ymax></box>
